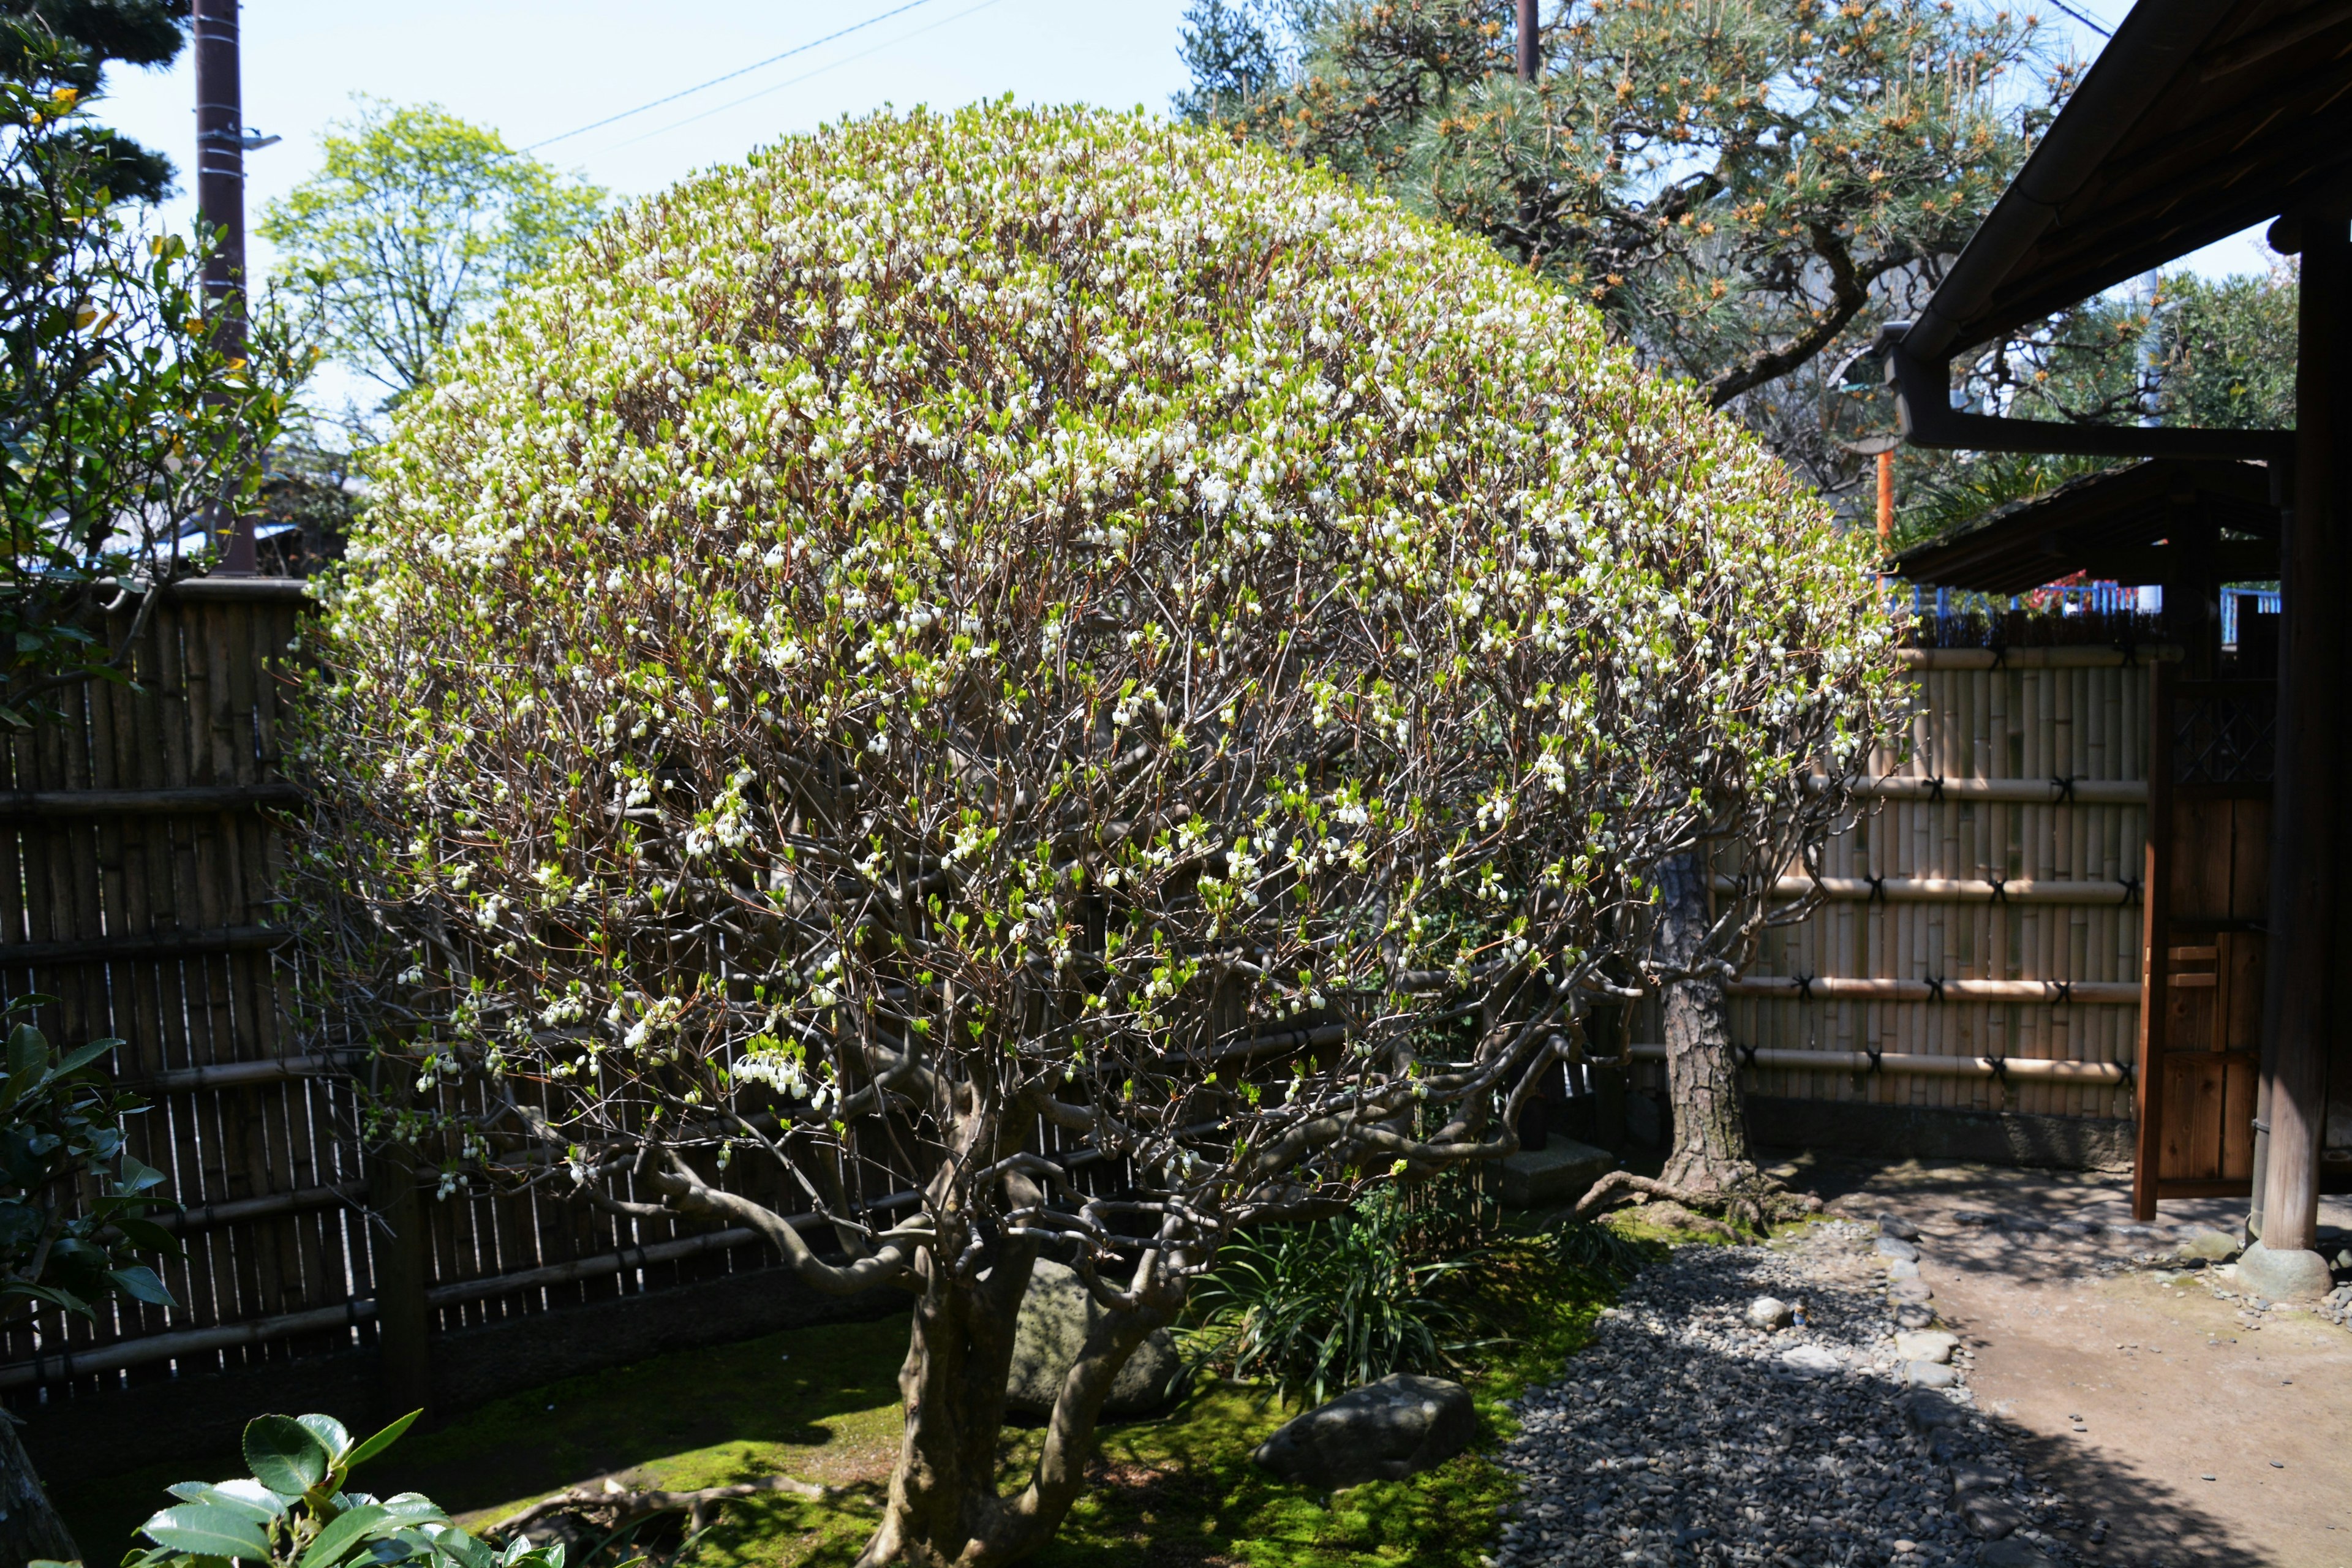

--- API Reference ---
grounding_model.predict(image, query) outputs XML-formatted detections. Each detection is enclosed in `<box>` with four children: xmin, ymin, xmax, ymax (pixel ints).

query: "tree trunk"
<box><xmin>1654</xmin><ymin>850</ymin><xmax>1755</xmax><ymax>1196</ymax></box>
<box><xmin>856</xmin><ymin>1242</ymin><xmax>1160</xmax><ymax>1567</ymax></box>
<box><xmin>0</xmin><ymin>1411</ymin><xmax>78</xmax><ymax>1566</ymax></box>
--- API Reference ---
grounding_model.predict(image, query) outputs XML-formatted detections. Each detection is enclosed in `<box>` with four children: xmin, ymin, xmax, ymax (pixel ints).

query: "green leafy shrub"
<box><xmin>0</xmin><ymin>1009</ymin><xmax>178</xmax><ymax>1323</ymax></box>
<box><xmin>303</xmin><ymin>100</ymin><xmax>1899</xmax><ymax>1566</ymax></box>
<box><xmin>122</xmin><ymin>1411</ymin><xmax>560</xmax><ymax>1568</ymax></box>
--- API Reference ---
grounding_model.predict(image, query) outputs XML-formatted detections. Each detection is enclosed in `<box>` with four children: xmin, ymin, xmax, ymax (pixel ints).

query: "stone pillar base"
<box><xmin>2236</xmin><ymin>1240</ymin><xmax>2336</xmax><ymax>1300</ymax></box>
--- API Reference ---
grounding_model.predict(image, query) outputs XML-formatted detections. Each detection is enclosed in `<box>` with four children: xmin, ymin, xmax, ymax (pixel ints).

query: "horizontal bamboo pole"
<box><xmin>138</xmin><ymin>1051</ymin><xmax>356</xmax><ymax>1095</ymax></box>
<box><xmin>1812</xmin><ymin>774</ymin><xmax>2149</xmax><ymax>805</ymax></box>
<box><xmin>0</xmin><ymin>784</ymin><xmax>301</xmax><ymax>818</ymax></box>
<box><xmin>153</xmin><ymin>1181</ymin><xmax>364</xmax><ymax>1234</ymax></box>
<box><xmin>1727</xmin><ymin>976</ymin><xmax>2140</xmax><ymax>1003</ymax></box>
<box><xmin>0</xmin><ymin>1191</ymin><xmax>927</xmax><ymax>1390</ymax></box>
<box><xmin>0</xmin><ymin>924</ymin><xmax>291</xmax><ymax>971</ymax></box>
<box><xmin>1626</xmin><ymin>1042</ymin><xmax>2128</xmax><ymax>1084</ymax></box>
<box><xmin>1894</xmin><ymin>645</ymin><xmax>2181</xmax><ymax>670</ymax></box>
<box><xmin>1723</xmin><ymin>875</ymin><xmax>2140</xmax><ymax>906</ymax></box>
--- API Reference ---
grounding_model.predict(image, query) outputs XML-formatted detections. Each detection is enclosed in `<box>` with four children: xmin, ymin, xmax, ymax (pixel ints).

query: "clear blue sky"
<box><xmin>87</xmin><ymin>0</ymin><xmax>2271</xmax><ymax>367</ymax></box>
<box><xmin>95</xmin><ymin>1</ymin><xmax>1199</xmax><ymax>274</ymax></box>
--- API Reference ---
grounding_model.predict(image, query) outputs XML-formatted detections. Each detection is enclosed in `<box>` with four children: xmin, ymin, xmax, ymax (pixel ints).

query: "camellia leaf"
<box><xmin>300</xmin><ymin>1501</ymin><xmax>390</xmax><ymax>1567</ymax></box>
<box><xmin>195</xmin><ymin>1478</ymin><xmax>290</xmax><ymax>1521</ymax></box>
<box><xmin>342</xmin><ymin>1409</ymin><xmax>423</xmax><ymax>1471</ymax></box>
<box><xmin>296</xmin><ymin>1412</ymin><xmax>354</xmax><ymax>1463</ymax></box>
<box><xmin>54</xmin><ymin>1038</ymin><xmax>121</xmax><ymax>1077</ymax></box>
<box><xmin>243</xmin><ymin>1412</ymin><xmax>331</xmax><ymax>1495</ymax></box>
<box><xmin>140</xmin><ymin>1501</ymin><xmax>273</xmax><ymax>1561</ymax></box>
<box><xmin>377</xmin><ymin>1491</ymin><xmax>449</xmax><ymax>1525</ymax></box>
<box><xmin>107</xmin><ymin>1265</ymin><xmax>179</xmax><ymax>1306</ymax></box>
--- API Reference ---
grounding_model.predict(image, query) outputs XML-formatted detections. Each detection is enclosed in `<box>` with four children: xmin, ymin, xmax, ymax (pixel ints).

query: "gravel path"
<box><xmin>1491</xmin><ymin>1220</ymin><xmax>2081</xmax><ymax>1568</ymax></box>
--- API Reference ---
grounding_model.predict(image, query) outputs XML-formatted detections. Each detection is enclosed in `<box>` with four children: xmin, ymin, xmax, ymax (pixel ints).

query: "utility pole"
<box><xmin>193</xmin><ymin>0</ymin><xmax>258</xmax><ymax>574</ymax></box>
<box><xmin>1517</xmin><ymin>0</ymin><xmax>1540</xmax><ymax>83</ymax></box>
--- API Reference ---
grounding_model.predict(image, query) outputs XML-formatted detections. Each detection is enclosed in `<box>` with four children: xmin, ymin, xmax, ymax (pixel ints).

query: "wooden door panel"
<box><xmin>2161</xmin><ymin>1053</ymin><xmax>2228</xmax><ymax>1180</ymax></box>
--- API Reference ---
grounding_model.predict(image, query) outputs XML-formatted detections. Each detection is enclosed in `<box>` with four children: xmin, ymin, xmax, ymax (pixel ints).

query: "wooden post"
<box><xmin>366</xmin><ymin>1075</ymin><xmax>434</xmax><ymax>1423</ymax></box>
<box><xmin>2252</xmin><ymin>201</ymin><xmax>2346</xmax><ymax>1258</ymax></box>
<box><xmin>2133</xmin><ymin>658</ymin><xmax>2173</xmax><ymax>1221</ymax></box>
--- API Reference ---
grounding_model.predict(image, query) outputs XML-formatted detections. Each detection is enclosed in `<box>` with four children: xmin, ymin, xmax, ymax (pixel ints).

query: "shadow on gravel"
<box><xmin>1494</xmin><ymin>1219</ymin><xmax>2252</xmax><ymax>1568</ymax></box>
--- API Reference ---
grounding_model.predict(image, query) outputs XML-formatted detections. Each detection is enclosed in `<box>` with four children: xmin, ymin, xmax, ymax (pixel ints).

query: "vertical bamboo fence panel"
<box><xmin>0</xmin><ymin>581</ymin><xmax>863</xmax><ymax>1427</ymax></box>
<box><xmin>1630</xmin><ymin>622</ymin><xmax>2159</xmax><ymax>1131</ymax></box>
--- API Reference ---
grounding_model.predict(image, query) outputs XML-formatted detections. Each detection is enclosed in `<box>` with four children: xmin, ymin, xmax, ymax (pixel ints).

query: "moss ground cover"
<box><xmin>59</xmin><ymin>1230</ymin><xmax>1657</xmax><ymax>1568</ymax></box>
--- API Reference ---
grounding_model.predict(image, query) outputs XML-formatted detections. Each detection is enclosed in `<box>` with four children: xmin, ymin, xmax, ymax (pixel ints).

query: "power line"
<box><xmin>2043</xmin><ymin>0</ymin><xmax>2113</xmax><ymax>37</ymax></box>
<box><xmin>525</xmin><ymin>0</ymin><xmax>940</xmax><ymax>151</ymax></box>
<box><xmin>611</xmin><ymin>0</ymin><xmax>1011</xmax><ymax>150</ymax></box>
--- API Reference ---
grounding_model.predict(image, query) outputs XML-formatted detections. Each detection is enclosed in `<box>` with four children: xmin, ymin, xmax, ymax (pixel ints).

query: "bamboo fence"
<box><xmin>1628</xmin><ymin>619</ymin><xmax>2160</xmax><ymax>1125</ymax></box>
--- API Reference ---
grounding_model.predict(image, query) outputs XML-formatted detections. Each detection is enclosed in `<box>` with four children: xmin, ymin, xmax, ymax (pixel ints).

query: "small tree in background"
<box><xmin>260</xmin><ymin>98</ymin><xmax>604</xmax><ymax>425</ymax></box>
<box><xmin>305</xmin><ymin>104</ymin><xmax>1894</xmax><ymax>1566</ymax></box>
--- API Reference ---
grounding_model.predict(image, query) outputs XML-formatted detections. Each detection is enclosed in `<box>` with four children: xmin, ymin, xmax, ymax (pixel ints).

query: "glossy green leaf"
<box><xmin>243</xmin><ymin>1412</ymin><xmax>331</xmax><ymax>1495</ymax></box>
<box><xmin>140</xmin><ymin>1501</ymin><xmax>272</xmax><ymax>1561</ymax></box>
<box><xmin>108</xmin><ymin>1265</ymin><xmax>179</xmax><ymax>1306</ymax></box>
<box><xmin>300</xmin><ymin>1501</ymin><xmax>390</xmax><ymax>1567</ymax></box>
<box><xmin>296</xmin><ymin>1411</ymin><xmax>354</xmax><ymax>1462</ymax></box>
<box><xmin>343</xmin><ymin>1408</ymin><xmax>422</xmax><ymax>1470</ymax></box>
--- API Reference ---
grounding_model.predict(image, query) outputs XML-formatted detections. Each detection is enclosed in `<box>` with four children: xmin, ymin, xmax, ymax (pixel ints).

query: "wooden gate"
<box><xmin>2133</xmin><ymin>662</ymin><xmax>2272</xmax><ymax>1212</ymax></box>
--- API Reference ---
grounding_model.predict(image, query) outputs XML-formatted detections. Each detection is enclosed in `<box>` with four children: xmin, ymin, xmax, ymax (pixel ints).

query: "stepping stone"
<box><xmin>1877</xmin><ymin>1235</ymin><xmax>1922</xmax><ymax>1262</ymax></box>
<box><xmin>1878</xmin><ymin>1212</ymin><xmax>1921</xmax><ymax>1241</ymax></box>
<box><xmin>1904</xmin><ymin>1360</ymin><xmax>1959</xmax><ymax>1389</ymax></box>
<box><xmin>1890</xmin><ymin>1279</ymin><xmax>1934</xmax><ymax>1303</ymax></box>
<box><xmin>1962</xmin><ymin>1494</ymin><xmax>2024</xmax><ymax>1539</ymax></box>
<box><xmin>1498</xmin><ymin>1137</ymin><xmax>1616</xmax><ymax>1208</ymax></box>
<box><xmin>1894</xmin><ymin>1330</ymin><xmax>1958</xmax><ymax>1363</ymax></box>
<box><xmin>1779</xmin><ymin>1344</ymin><xmax>1842</xmax><ymax>1376</ymax></box>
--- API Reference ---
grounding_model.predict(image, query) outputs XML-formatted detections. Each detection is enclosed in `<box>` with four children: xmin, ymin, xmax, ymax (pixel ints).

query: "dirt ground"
<box><xmin>1767</xmin><ymin>1154</ymin><xmax>2352</xmax><ymax>1568</ymax></box>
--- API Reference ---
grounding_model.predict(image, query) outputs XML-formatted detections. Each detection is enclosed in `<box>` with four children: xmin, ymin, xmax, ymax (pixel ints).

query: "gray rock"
<box><xmin>2236</xmin><ymin>1240</ymin><xmax>2336</xmax><ymax>1300</ymax></box>
<box><xmin>1498</xmin><ymin>1137</ymin><xmax>1615</xmax><ymax>1208</ymax></box>
<box><xmin>1003</xmin><ymin>1258</ymin><xmax>1183</xmax><ymax>1419</ymax></box>
<box><xmin>1978</xmin><ymin>1540</ymin><xmax>2055</xmax><ymax>1568</ymax></box>
<box><xmin>1896</xmin><ymin>1303</ymin><xmax>1938</xmax><ymax>1330</ymax></box>
<box><xmin>1891</xmin><ymin>1278</ymin><xmax>1934</xmax><ymax>1303</ymax></box>
<box><xmin>1778</xmin><ymin>1344</ymin><xmax>1842</xmax><ymax>1376</ymax></box>
<box><xmin>2177</xmin><ymin>1226</ymin><xmax>2240</xmax><ymax>1262</ymax></box>
<box><xmin>1951</xmin><ymin>1464</ymin><xmax>2007</xmax><ymax>1496</ymax></box>
<box><xmin>1878</xmin><ymin>1212</ymin><xmax>1922</xmax><ymax>1242</ymax></box>
<box><xmin>1899</xmin><ymin>1390</ymin><xmax>1964</xmax><ymax>1433</ymax></box>
<box><xmin>1887</xmin><ymin>1257</ymin><xmax>1922</xmax><ymax>1280</ymax></box>
<box><xmin>1905</xmin><ymin>1360</ymin><xmax>1959</xmax><ymax>1389</ymax></box>
<box><xmin>1894</xmin><ymin>1330</ymin><xmax>1959</xmax><ymax>1364</ymax></box>
<box><xmin>1878</xmin><ymin>1234</ymin><xmax>1923</xmax><ymax>1262</ymax></box>
<box><xmin>1253</xmin><ymin>1373</ymin><xmax>1477</xmax><ymax>1491</ymax></box>
<box><xmin>1962</xmin><ymin>1494</ymin><xmax>2024</xmax><ymax>1539</ymax></box>
<box><xmin>1747</xmin><ymin>1295</ymin><xmax>1794</xmax><ymax>1330</ymax></box>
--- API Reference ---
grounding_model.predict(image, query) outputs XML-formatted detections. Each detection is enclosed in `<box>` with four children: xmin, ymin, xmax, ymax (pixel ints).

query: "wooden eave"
<box><xmin>1890</xmin><ymin>458</ymin><xmax>2278</xmax><ymax>594</ymax></box>
<box><xmin>1906</xmin><ymin>0</ymin><xmax>2352</xmax><ymax>364</ymax></box>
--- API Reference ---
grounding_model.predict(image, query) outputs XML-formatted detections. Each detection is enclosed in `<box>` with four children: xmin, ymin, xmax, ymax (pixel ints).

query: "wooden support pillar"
<box><xmin>366</xmin><ymin>1078</ymin><xmax>435</xmax><ymax>1424</ymax></box>
<box><xmin>2252</xmin><ymin>202</ymin><xmax>2348</xmax><ymax>1259</ymax></box>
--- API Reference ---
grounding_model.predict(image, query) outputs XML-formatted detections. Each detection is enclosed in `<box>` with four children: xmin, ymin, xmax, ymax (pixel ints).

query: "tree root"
<box><xmin>484</xmin><ymin>1472</ymin><xmax>834</xmax><ymax>1544</ymax></box>
<box><xmin>1572</xmin><ymin>1165</ymin><xmax>1822</xmax><ymax>1235</ymax></box>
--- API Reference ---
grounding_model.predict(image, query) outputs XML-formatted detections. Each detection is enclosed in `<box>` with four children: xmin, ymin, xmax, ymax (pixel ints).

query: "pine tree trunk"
<box><xmin>1653</xmin><ymin>850</ymin><xmax>1755</xmax><ymax>1197</ymax></box>
<box><xmin>0</xmin><ymin>1411</ymin><xmax>79</xmax><ymax>1566</ymax></box>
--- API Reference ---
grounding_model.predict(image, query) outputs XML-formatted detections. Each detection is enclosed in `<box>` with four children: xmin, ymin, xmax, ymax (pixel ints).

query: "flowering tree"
<box><xmin>305</xmin><ymin>104</ymin><xmax>1894</xmax><ymax>1566</ymax></box>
